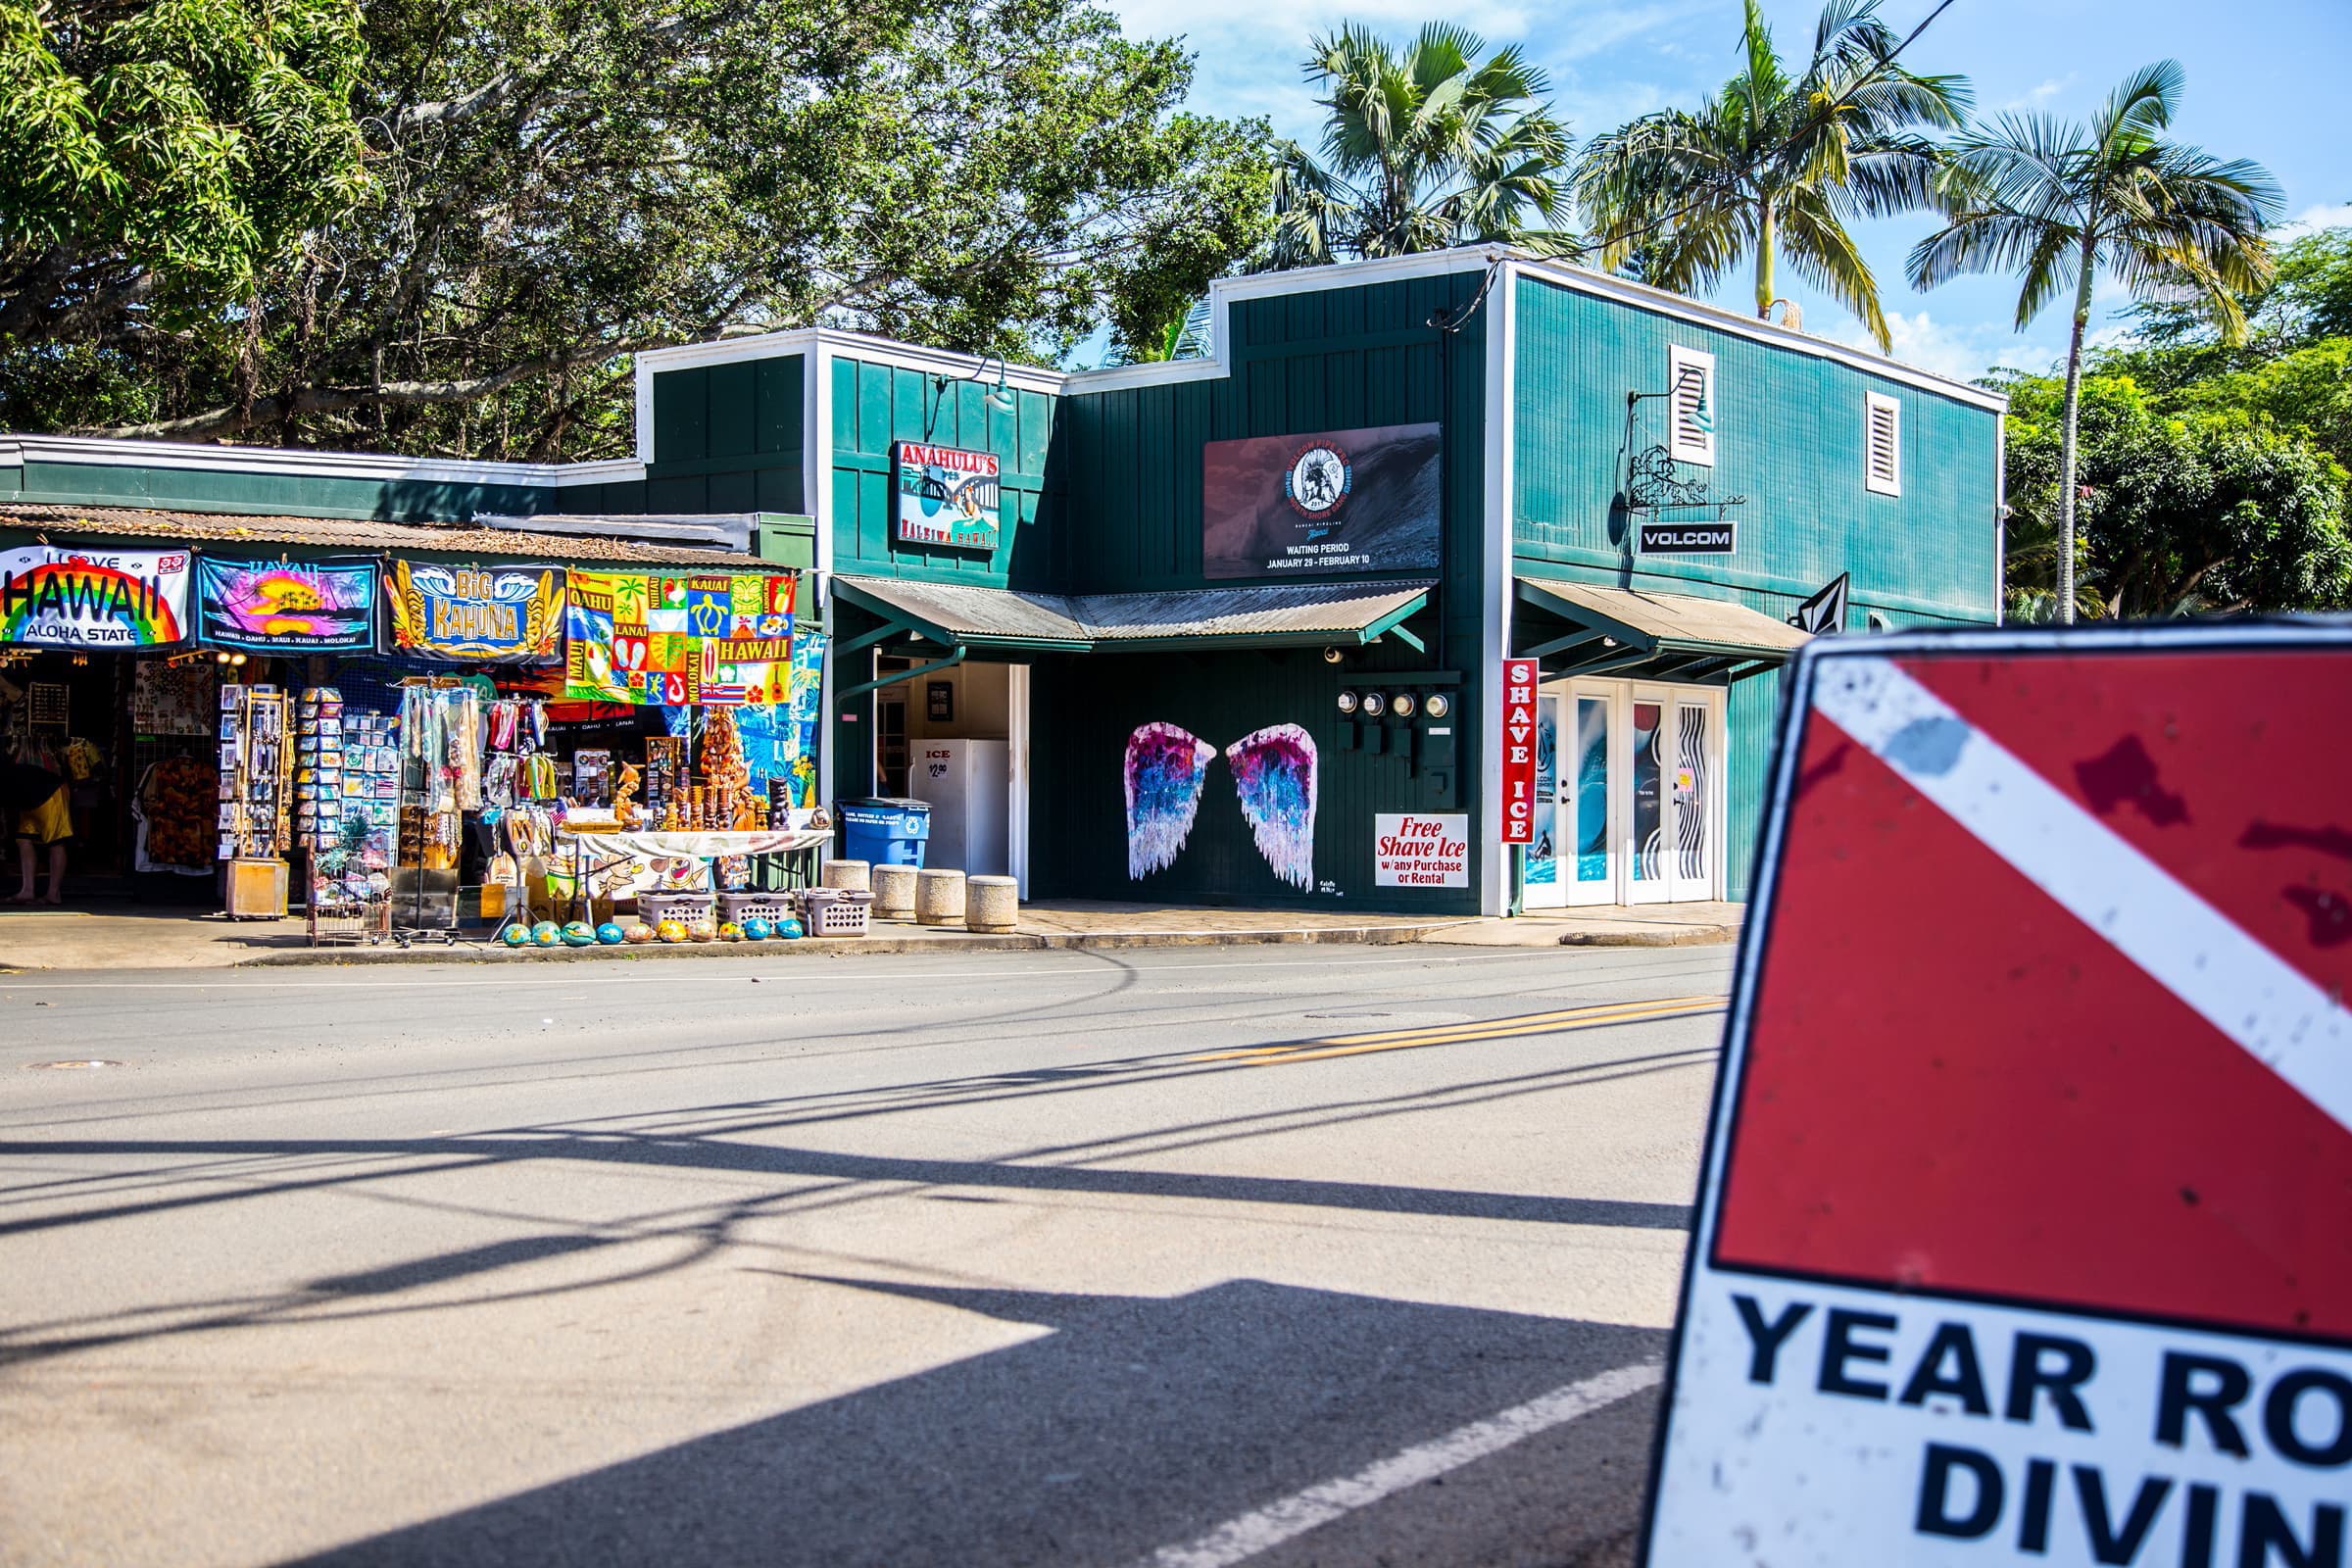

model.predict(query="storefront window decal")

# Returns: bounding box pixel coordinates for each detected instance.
[1527,700,1559,886]
[1632,701,1664,881]
[1676,704,1710,881]
[1575,697,1610,882]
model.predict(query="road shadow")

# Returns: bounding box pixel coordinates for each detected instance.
[280,1277,1665,1568]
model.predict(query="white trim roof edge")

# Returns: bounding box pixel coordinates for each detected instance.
[1507,256,2007,412]
[0,433,646,489]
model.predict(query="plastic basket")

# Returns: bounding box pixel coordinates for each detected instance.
[796,887,872,938]
[638,892,715,926]
[717,892,794,926]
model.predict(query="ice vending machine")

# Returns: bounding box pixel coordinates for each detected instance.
[907,739,1009,876]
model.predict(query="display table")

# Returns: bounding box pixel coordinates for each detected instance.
[551,822,830,917]
[567,828,831,858]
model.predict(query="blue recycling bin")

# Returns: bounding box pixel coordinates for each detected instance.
[840,798,931,868]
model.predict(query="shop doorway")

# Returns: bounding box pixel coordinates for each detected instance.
[1524,679,1724,907]
[869,657,1029,891]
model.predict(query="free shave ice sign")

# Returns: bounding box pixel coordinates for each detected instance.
[1642,624,2352,1568]
[1374,812,1467,888]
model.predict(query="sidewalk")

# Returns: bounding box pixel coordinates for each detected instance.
[0,898,1739,970]
[1424,901,1745,949]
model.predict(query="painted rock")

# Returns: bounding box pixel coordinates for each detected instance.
[657,919,689,943]
[531,921,563,948]
[562,921,596,948]
[741,917,772,942]
[717,921,745,942]
[775,917,804,940]
[623,921,655,943]
[501,924,531,948]
[596,922,626,945]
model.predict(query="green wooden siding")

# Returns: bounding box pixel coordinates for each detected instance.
[1510,273,1999,626]
[1509,273,2000,903]
[1026,643,1475,913]
[645,355,805,514]
[1023,266,1494,907]
[828,358,1059,588]
[1061,274,1485,596]
[1,457,553,523]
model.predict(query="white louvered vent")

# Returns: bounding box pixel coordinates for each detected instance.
[1865,393,1901,496]
[1667,346,1716,466]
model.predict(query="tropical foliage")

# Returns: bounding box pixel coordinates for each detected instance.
[0,0,1272,457]
[1996,371,2349,619]
[1573,0,1967,349]
[0,0,370,346]
[1257,23,1572,270]
[1911,61,2280,620]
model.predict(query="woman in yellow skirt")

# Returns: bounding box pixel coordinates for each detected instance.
[5,748,72,905]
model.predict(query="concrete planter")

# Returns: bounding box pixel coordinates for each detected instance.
[869,863,917,920]
[914,867,966,927]
[966,875,1018,933]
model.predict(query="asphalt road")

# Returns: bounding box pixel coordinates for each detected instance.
[0,944,1731,1568]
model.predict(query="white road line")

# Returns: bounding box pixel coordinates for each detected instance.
[1815,655,2352,1135]
[1130,1361,1662,1568]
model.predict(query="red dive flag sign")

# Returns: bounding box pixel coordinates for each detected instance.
[1500,658,1538,844]
[1644,623,2352,1568]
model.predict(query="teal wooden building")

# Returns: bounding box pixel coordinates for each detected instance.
[3,245,2003,915]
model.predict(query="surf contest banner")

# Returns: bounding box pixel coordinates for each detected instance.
[563,570,796,706]
[384,561,566,664]
[195,556,381,653]
[0,546,192,648]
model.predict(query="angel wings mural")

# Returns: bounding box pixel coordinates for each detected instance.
[1122,721,1317,890]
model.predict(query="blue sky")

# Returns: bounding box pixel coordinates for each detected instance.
[1106,0,2352,381]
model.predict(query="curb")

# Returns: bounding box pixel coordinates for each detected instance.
[230,920,1465,967]
[1555,923,1739,948]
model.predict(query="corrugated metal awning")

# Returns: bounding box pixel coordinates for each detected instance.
[1515,575,1808,679]
[0,504,758,568]
[833,575,1436,653]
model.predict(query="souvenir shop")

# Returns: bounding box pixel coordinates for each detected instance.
[0,534,832,946]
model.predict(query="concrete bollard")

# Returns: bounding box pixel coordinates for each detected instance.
[869,863,918,921]
[966,875,1019,933]
[821,858,870,893]
[914,867,966,927]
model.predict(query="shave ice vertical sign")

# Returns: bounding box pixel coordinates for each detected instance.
[1499,658,1538,844]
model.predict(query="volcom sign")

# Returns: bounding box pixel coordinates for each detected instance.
[1642,624,2352,1568]
[1637,521,1736,554]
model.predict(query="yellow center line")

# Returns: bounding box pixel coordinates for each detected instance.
[1184,996,1727,1064]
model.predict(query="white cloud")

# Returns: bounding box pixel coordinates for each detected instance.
[1830,310,2065,384]
[2283,202,2352,236]
[1998,75,2075,113]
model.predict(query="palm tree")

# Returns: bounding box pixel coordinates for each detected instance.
[1260,24,1572,269]
[1909,62,2280,622]
[1573,0,1968,349]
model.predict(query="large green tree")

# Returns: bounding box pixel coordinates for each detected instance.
[1573,0,1967,348]
[2,0,1271,459]
[1999,371,2350,619]
[0,0,370,349]
[1256,22,1572,270]
[1908,62,2279,621]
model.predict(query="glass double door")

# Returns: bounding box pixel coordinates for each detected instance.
[1524,680,1722,907]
